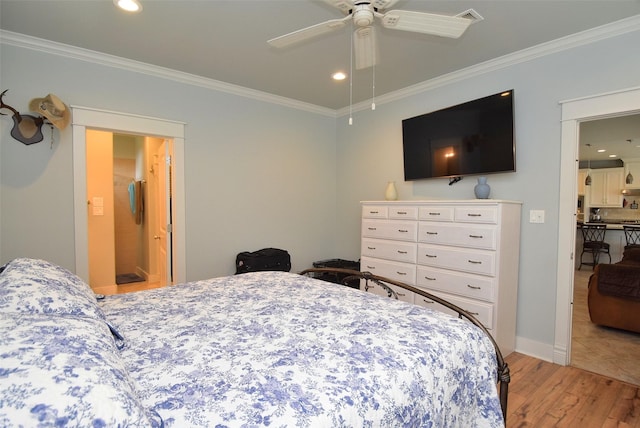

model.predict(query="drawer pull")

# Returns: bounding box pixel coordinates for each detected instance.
[370,210,379,214]
[396,271,407,276]
[468,259,482,264]
[397,211,407,215]
[467,284,481,290]
[398,229,408,233]
[397,250,407,254]
[466,311,480,316]
[367,246,376,250]
[425,254,437,258]
[368,227,377,231]
[366,265,376,269]
[426,231,438,235]
[424,276,436,281]
[467,213,482,217]
[428,212,441,216]
[422,298,435,304]
[469,234,483,239]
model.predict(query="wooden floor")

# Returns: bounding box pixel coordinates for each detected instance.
[571,268,640,385]
[92,279,163,295]
[505,352,640,427]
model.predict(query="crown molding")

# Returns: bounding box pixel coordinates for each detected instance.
[337,14,640,117]
[2,13,639,118]
[0,30,337,118]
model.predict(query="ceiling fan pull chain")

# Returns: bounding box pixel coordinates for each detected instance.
[371,42,376,111]
[349,21,354,125]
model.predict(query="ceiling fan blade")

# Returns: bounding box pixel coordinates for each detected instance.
[323,0,353,15]
[353,26,378,70]
[381,10,472,38]
[268,17,349,48]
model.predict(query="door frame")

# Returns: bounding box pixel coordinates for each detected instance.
[72,106,186,284]
[554,86,640,365]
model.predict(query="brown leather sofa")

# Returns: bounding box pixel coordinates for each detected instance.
[587,247,640,333]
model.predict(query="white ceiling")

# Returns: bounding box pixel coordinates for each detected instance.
[2,0,639,160]
[2,0,640,112]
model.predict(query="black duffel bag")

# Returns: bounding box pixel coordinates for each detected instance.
[235,248,291,274]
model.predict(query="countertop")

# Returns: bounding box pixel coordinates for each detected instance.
[577,221,640,230]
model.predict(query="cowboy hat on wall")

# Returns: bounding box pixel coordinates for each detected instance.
[29,93,70,130]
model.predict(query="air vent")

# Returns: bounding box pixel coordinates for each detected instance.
[456,8,484,24]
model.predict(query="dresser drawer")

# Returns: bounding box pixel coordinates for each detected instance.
[418,222,497,250]
[417,244,495,276]
[389,206,418,220]
[416,265,495,302]
[414,290,494,331]
[454,206,498,224]
[360,256,416,285]
[362,220,418,242]
[419,206,454,222]
[362,205,388,219]
[361,238,417,263]
[361,280,414,304]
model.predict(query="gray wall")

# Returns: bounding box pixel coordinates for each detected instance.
[2,28,639,357]
[0,43,337,279]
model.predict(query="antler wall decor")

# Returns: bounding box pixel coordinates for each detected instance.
[0,89,46,145]
[1,90,71,147]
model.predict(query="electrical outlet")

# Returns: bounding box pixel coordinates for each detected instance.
[529,210,545,223]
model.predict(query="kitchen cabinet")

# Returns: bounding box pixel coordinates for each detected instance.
[624,158,640,189]
[589,168,623,207]
[578,169,587,195]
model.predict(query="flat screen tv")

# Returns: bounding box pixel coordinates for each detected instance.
[402,90,515,181]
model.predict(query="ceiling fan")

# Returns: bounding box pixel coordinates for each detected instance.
[267,0,481,70]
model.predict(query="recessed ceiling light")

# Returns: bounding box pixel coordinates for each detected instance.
[609,154,617,158]
[597,149,606,153]
[332,72,347,81]
[114,0,142,13]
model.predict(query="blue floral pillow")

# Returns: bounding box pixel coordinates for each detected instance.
[0,258,105,321]
[0,312,162,427]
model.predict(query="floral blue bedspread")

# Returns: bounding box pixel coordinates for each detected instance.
[100,271,503,427]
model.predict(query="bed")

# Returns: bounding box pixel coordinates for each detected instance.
[0,258,508,427]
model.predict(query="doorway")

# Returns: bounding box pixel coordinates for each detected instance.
[71,106,186,286]
[554,86,640,367]
[85,130,172,289]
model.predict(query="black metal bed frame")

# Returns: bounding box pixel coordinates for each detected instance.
[299,267,510,423]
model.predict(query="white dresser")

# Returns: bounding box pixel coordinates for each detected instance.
[360,200,522,355]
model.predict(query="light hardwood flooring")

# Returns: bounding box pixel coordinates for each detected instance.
[92,279,163,295]
[571,268,640,386]
[505,352,640,427]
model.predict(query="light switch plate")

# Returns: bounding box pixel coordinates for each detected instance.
[529,209,545,223]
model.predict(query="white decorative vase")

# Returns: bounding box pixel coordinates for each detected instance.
[384,181,398,201]
[474,177,491,199]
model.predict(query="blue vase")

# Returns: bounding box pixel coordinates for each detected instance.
[474,177,491,199]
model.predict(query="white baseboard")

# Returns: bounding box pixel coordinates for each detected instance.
[136,267,158,283]
[514,336,556,363]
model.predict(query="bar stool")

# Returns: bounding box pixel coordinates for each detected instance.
[579,224,610,270]
[623,225,640,250]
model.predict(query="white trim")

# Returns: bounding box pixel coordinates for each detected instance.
[72,106,187,284]
[555,87,640,365]
[0,30,335,118]
[339,15,640,115]
[2,13,639,116]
